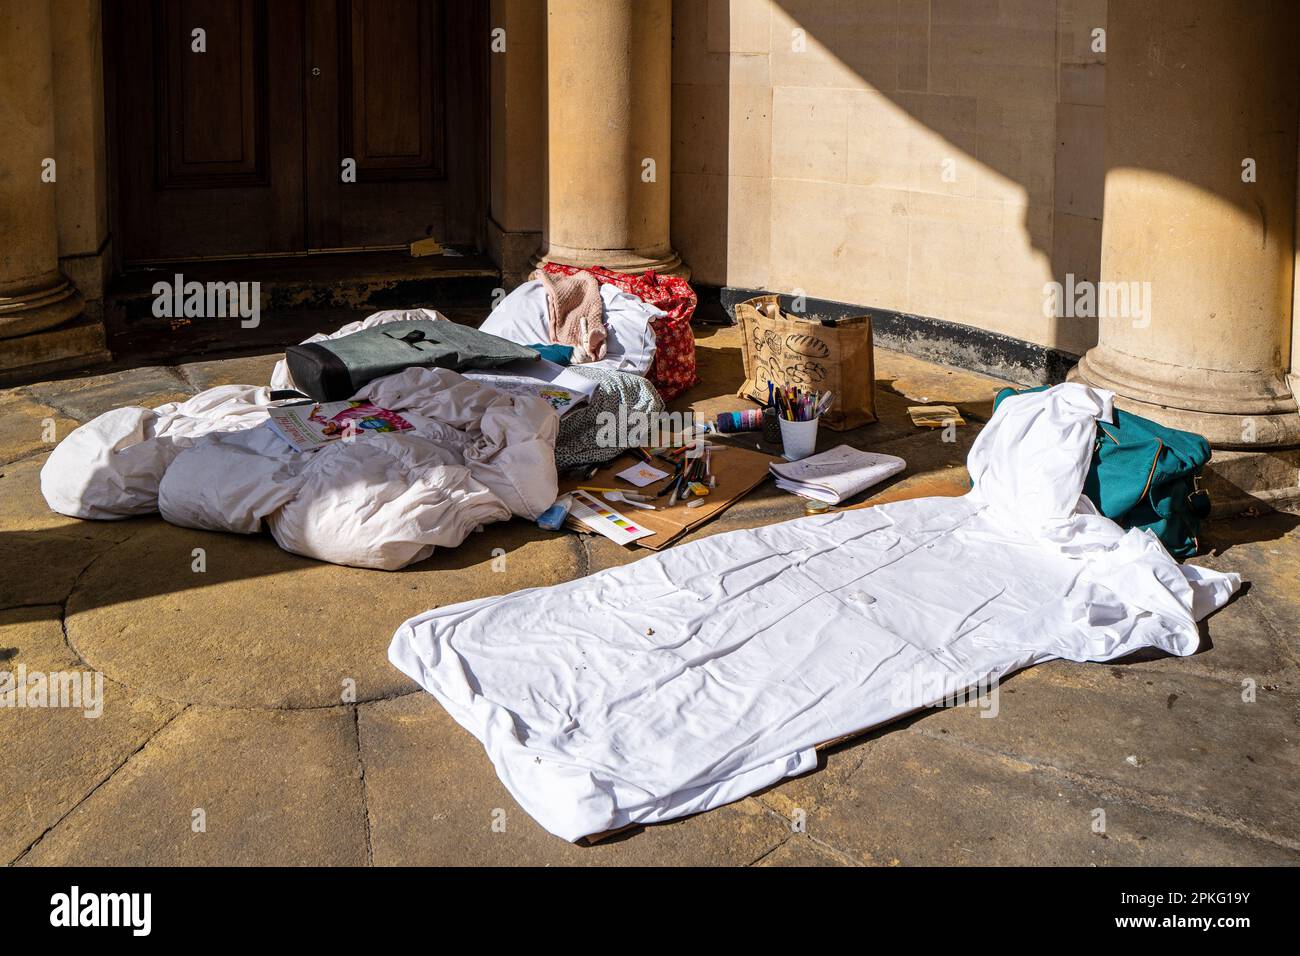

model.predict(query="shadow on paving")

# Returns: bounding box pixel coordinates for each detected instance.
[1200,510,1300,553]
[0,518,563,616]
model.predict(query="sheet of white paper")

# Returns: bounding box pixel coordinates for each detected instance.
[615,462,670,488]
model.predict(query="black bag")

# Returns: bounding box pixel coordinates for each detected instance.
[286,320,539,401]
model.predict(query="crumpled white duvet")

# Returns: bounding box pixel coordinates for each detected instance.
[41,366,559,570]
[388,383,1241,841]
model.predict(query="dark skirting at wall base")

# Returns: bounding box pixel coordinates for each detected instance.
[700,285,1081,387]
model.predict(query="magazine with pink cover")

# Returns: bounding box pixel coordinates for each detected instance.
[266,400,413,452]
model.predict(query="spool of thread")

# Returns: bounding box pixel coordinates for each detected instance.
[714,409,764,433]
[762,405,781,444]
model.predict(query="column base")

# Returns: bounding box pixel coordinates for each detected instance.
[0,274,84,339]
[485,217,542,290]
[534,244,690,280]
[0,311,110,387]
[1199,446,1300,516]
[1070,351,1300,449]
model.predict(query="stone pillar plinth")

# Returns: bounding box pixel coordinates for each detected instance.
[538,0,686,276]
[1071,0,1299,449]
[0,0,84,340]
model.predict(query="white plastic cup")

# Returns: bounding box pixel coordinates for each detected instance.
[778,415,819,460]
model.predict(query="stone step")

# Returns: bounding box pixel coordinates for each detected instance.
[107,248,501,329]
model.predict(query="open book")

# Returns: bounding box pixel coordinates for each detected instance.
[463,358,598,419]
[769,444,906,504]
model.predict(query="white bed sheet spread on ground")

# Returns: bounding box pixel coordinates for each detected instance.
[40,367,559,570]
[388,384,1241,841]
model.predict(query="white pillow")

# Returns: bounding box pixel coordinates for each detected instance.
[595,283,660,376]
[478,281,551,347]
[478,279,660,377]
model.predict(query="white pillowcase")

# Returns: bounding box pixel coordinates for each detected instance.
[477,281,550,346]
[479,280,660,377]
[597,284,661,376]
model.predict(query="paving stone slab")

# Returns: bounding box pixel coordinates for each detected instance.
[178,353,284,391]
[357,693,789,865]
[912,661,1300,844]
[0,392,80,465]
[1195,517,1300,669]
[754,835,854,867]
[0,530,118,610]
[0,454,144,544]
[874,346,1007,422]
[64,520,586,708]
[1200,509,1300,556]
[18,705,367,866]
[1120,585,1296,688]
[758,728,1299,866]
[0,607,182,864]
[25,365,194,423]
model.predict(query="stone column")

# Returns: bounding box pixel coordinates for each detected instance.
[538,0,686,276]
[0,0,83,340]
[1072,0,1299,449]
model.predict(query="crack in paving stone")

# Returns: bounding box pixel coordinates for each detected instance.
[748,803,864,866]
[351,705,375,867]
[798,833,865,866]
[574,534,593,578]
[10,704,191,865]
[60,544,117,669]
[745,830,792,866]
[1242,598,1300,670]
[2,447,61,468]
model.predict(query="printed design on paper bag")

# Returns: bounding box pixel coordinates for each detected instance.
[784,333,830,358]
[754,328,782,357]
[782,360,827,385]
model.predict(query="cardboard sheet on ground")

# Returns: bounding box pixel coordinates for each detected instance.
[558,445,779,550]
[841,474,968,510]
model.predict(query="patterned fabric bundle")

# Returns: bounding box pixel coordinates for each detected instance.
[553,365,665,471]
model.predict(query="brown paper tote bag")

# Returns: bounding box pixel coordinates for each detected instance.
[734,294,877,431]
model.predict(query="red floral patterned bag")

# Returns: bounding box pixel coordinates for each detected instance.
[540,263,698,401]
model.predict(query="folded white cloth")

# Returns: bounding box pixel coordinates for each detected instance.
[770,444,907,503]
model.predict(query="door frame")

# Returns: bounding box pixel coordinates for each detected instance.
[102,0,489,269]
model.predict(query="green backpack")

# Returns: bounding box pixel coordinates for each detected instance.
[993,387,1212,558]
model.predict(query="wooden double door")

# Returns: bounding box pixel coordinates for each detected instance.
[109,0,486,263]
